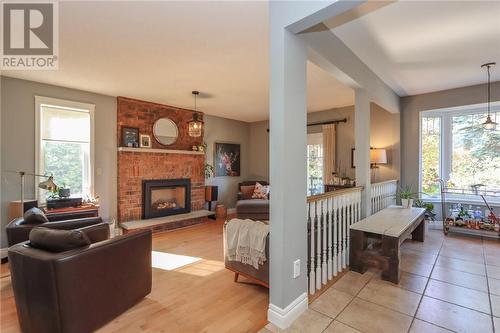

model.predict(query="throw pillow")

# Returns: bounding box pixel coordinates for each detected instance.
[240,185,255,199]
[252,182,269,199]
[22,207,49,225]
[29,227,91,252]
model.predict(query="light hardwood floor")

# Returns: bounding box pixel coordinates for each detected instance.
[0,218,269,333]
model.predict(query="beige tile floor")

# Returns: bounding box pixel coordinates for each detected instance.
[260,229,500,333]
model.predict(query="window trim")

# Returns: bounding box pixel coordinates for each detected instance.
[419,101,500,200]
[35,96,95,202]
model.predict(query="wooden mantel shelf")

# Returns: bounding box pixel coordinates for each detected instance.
[118,147,205,155]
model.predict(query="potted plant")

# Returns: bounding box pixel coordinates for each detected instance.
[58,183,71,198]
[413,199,436,221]
[204,163,215,179]
[399,186,415,208]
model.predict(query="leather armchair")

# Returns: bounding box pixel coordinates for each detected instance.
[6,216,103,247]
[8,229,152,333]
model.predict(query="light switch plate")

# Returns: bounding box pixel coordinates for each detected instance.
[293,259,300,278]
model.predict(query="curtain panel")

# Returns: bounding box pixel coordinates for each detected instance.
[322,124,336,184]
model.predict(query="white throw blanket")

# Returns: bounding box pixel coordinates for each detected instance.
[225,218,269,269]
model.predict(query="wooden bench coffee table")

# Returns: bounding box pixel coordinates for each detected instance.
[349,205,426,284]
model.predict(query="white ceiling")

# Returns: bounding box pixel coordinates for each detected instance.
[2,1,353,123]
[330,1,500,96]
[4,1,498,121]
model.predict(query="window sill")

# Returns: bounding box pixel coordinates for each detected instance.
[422,196,500,208]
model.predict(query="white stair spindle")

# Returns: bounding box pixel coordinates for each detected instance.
[333,196,338,276]
[309,202,315,295]
[327,197,333,280]
[322,199,328,285]
[315,201,321,290]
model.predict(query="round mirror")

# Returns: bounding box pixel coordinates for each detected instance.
[153,118,178,145]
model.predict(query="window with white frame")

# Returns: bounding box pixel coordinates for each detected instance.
[420,103,500,199]
[307,132,323,195]
[35,96,94,202]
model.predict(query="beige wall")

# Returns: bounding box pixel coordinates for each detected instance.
[1,76,117,246]
[370,103,401,183]
[400,82,500,190]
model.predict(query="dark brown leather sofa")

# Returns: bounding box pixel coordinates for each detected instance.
[8,227,152,333]
[236,181,269,220]
[6,216,103,247]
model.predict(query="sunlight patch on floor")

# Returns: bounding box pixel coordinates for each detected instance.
[151,251,202,271]
[176,259,225,276]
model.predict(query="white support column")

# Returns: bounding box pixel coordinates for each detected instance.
[355,89,372,218]
[268,3,308,330]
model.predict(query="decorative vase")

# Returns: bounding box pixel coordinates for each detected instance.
[401,198,413,209]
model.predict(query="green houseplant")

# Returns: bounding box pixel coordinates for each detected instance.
[204,163,215,179]
[398,185,416,208]
[413,199,436,221]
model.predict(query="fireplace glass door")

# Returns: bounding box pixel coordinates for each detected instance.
[143,179,191,219]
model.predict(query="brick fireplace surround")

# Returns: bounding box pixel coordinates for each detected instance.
[117,97,205,225]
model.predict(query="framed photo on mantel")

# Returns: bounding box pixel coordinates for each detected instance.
[215,142,241,177]
[122,127,139,147]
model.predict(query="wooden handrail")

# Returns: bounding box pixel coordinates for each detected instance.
[307,186,363,203]
[372,179,398,186]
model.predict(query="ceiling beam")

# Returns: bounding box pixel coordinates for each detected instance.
[301,26,400,113]
[286,1,366,34]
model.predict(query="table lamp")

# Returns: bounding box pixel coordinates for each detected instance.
[370,148,387,169]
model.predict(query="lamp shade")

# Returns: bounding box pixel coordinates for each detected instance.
[188,113,203,137]
[370,148,387,164]
[38,176,58,191]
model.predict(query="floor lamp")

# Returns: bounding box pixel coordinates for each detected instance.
[18,171,58,208]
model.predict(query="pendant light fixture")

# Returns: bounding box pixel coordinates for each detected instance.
[188,91,203,137]
[481,62,497,130]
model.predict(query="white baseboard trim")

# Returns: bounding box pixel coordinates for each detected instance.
[267,292,308,329]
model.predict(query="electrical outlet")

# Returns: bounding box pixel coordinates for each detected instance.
[293,259,300,278]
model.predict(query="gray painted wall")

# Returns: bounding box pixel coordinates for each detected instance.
[203,114,251,210]
[0,77,258,246]
[246,105,400,183]
[1,76,117,247]
[400,82,500,190]
[248,120,270,181]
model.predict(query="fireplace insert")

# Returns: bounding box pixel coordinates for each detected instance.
[143,179,191,219]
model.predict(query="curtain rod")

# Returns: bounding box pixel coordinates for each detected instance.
[307,118,347,127]
[266,118,347,132]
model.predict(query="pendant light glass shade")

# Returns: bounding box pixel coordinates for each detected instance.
[188,91,203,137]
[188,113,203,137]
[481,62,497,130]
[483,115,497,130]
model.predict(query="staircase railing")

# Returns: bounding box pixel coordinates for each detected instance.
[307,187,362,296]
[370,179,398,214]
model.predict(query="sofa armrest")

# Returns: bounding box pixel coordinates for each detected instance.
[8,230,152,333]
[75,222,110,243]
[41,217,103,230]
